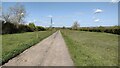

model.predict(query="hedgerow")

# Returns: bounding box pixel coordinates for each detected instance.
[2,21,46,34]
[79,26,120,35]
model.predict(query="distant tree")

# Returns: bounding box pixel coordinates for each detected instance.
[98,26,105,32]
[62,26,66,29]
[29,23,36,31]
[72,21,80,30]
[36,26,46,31]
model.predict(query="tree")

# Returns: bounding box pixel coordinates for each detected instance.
[72,21,80,30]
[29,23,36,31]
[1,3,26,24]
[9,3,26,24]
[62,26,66,29]
[2,22,18,34]
[36,26,46,31]
[1,10,11,23]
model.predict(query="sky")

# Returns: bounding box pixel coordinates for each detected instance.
[1,0,120,2]
[2,1,119,27]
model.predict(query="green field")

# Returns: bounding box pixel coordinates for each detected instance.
[61,29,118,66]
[2,30,55,64]
[0,35,2,64]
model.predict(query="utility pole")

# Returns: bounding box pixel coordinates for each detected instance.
[48,15,53,29]
[50,17,53,28]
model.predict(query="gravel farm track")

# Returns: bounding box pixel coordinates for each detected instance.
[3,30,74,66]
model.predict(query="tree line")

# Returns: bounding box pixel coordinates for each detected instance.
[2,21,46,34]
[65,21,120,35]
[79,26,120,35]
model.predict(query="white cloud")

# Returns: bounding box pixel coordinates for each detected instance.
[52,22,55,25]
[94,19,100,22]
[33,19,36,22]
[94,9,103,14]
[47,15,53,18]
[28,21,32,23]
[28,19,36,23]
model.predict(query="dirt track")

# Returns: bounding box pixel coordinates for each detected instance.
[3,30,74,66]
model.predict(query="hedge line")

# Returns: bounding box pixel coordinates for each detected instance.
[79,26,120,35]
[2,21,46,34]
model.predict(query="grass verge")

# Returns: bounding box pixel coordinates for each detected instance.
[2,30,55,64]
[61,29,118,66]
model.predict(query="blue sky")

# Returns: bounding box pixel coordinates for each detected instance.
[2,2,118,27]
[1,0,120,2]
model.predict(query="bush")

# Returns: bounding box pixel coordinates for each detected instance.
[28,23,36,31]
[2,22,36,34]
[18,24,34,32]
[2,22,18,34]
[2,21,47,34]
[36,26,46,31]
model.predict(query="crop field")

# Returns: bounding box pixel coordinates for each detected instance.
[61,29,118,66]
[2,30,55,64]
